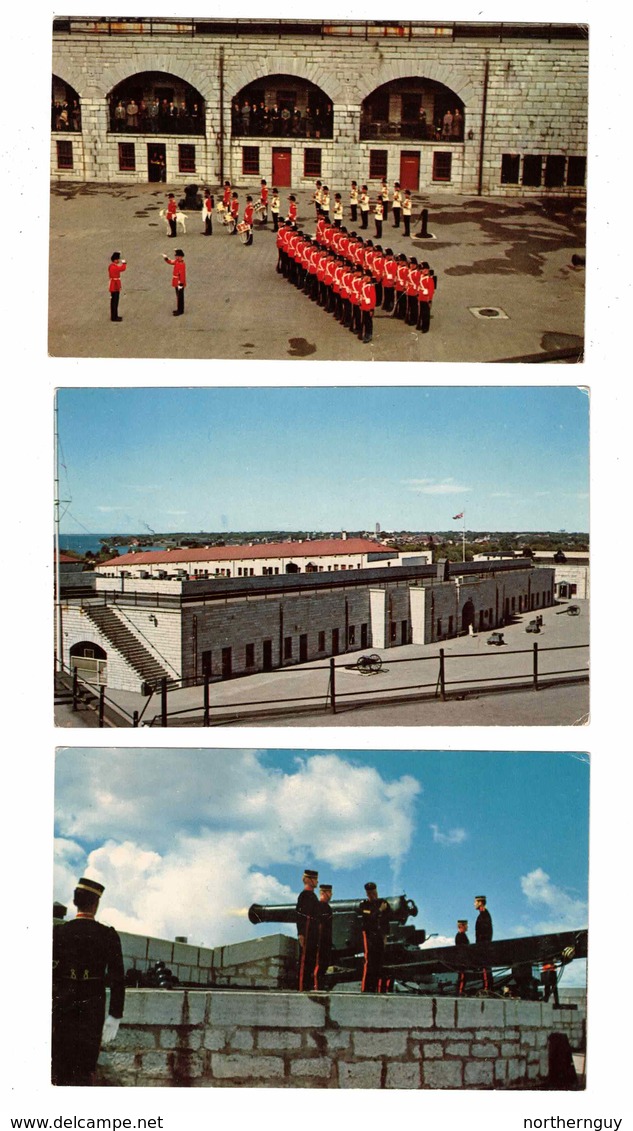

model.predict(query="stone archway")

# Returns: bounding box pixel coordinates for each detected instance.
[461,600,475,633]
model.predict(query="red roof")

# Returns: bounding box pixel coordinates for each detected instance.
[101,538,397,568]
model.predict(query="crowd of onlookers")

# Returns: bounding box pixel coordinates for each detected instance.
[231,99,334,138]
[360,106,464,141]
[109,97,205,134]
[51,100,82,131]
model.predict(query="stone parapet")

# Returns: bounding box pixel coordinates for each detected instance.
[98,988,586,1089]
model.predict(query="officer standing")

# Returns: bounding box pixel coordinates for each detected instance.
[296,869,320,990]
[541,960,560,1006]
[455,918,470,995]
[474,894,493,991]
[162,249,186,316]
[52,877,125,1086]
[165,192,178,237]
[315,884,333,990]
[360,882,390,993]
[108,252,126,322]
[201,188,213,236]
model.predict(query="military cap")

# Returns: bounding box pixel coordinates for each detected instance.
[303,869,319,881]
[475,894,487,903]
[457,919,468,926]
[364,882,377,892]
[175,249,185,257]
[76,877,105,897]
[319,884,332,893]
[111,251,121,261]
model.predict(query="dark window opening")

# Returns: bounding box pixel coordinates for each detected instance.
[284,636,293,660]
[245,643,255,667]
[501,153,520,184]
[178,144,196,173]
[522,154,542,187]
[432,151,452,182]
[544,154,566,188]
[242,146,260,175]
[56,140,74,169]
[567,155,586,187]
[369,149,388,179]
[118,143,136,171]
[304,148,322,177]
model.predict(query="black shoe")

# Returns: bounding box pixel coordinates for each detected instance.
[111,316,123,322]
[173,311,181,316]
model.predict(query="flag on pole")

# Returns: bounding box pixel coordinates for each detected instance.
[453,512,464,520]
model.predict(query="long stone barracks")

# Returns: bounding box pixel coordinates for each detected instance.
[51,18,588,197]
[90,931,585,1089]
[59,557,554,693]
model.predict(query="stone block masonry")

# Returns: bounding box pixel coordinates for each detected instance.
[98,989,586,1088]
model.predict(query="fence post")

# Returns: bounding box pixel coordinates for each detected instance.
[72,667,78,711]
[161,677,168,727]
[533,642,539,690]
[133,710,139,728]
[329,656,337,714]
[99,685,105,728]
[204,673,210,727]
[439,648,446,701]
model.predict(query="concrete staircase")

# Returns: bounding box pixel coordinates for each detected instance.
[84,605,178,688]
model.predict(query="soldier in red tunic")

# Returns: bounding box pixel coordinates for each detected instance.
[162,248,186,316]
[165,193,178,238]
[243,196,254,245]
[359,271,377,343]
[108,252,126,322]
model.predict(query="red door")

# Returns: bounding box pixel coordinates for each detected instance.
[272,147,292,187]
[400,151,420,191]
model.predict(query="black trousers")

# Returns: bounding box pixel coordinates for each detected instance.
[110,292,120,320]
[298,919,319,991]
[175,286,184,314]
[375,220,382,239]
[205,214,212,235]
[403,214,411,237]
[360,210,369,229]
[392,207,401,228]
[362,933,385,993]
[350,204,358,222]
[360,309,373,341]
[417,301,431,332]
[168,218,177,237]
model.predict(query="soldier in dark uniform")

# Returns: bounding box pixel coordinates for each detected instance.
[360,882,391,993]
[455,918,470,995]
[541,960,560,1006]
[52,877,125,1086]
[474,894,493,991]
[314,884,333,990]
[296,869,320,990]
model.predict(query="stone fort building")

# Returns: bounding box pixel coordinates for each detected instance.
[51,18,588,196]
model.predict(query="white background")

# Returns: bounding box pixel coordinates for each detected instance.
[2,1,630,1128]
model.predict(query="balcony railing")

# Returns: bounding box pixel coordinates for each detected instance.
[360,121,464,142]
[109,113,205,136]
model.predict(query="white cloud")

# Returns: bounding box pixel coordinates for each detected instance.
[430,824,467,847]
[404,478,472,496]
[54,750,421,948]
[520,867,588,933]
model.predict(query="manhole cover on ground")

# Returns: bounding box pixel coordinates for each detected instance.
[469,306,509,320]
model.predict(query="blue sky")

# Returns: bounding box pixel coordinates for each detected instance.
[54,748,588,985]
[56,386,589,533]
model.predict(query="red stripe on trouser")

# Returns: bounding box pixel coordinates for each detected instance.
[361,933,370,991]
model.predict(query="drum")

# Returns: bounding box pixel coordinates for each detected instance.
[226,218,236,233]
[237,222,251,244]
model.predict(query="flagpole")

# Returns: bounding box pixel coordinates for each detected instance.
[462,511,466,563]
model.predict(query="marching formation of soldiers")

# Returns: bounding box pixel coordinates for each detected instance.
[275,215,437,343]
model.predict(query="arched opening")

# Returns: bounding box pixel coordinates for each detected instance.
[52,76,82,132]
[69,641,107,685]
[285,562,301,574]
[108,71,205,135]
[360,78,464,142]
[461,600,475,634]
[232,75,333,139]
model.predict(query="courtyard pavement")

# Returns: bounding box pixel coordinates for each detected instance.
[48,182,585,362]
[54,599,588,728]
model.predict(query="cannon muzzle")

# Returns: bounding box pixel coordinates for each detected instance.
[248,895,418,926]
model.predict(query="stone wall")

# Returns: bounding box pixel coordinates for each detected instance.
[51,26,587,194]
[98,987,586,1089]
[119,930,297,990]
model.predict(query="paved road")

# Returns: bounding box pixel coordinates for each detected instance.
[49,184,585,362]
[55,600,588,728]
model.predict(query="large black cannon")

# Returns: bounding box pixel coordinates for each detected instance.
[249,894,422,960]
[249,896,587,997]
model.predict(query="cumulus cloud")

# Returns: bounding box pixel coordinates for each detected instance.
[429,824,467,847]
[54,750,421,948]
[519,867,588,934]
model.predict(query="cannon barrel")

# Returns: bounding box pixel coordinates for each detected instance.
[248,894,418,926]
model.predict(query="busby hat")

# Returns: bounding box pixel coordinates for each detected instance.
[76,877,105,897]
[111,251,121,261]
